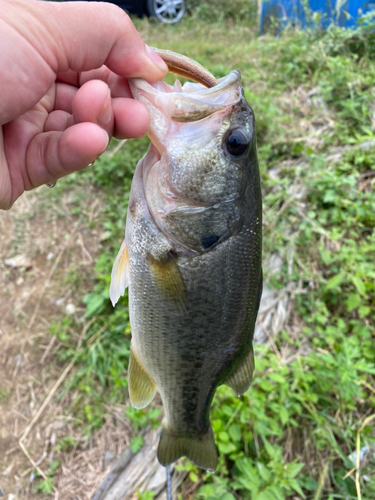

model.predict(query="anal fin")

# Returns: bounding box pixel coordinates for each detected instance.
[225,346,254,397]
[128,347,156,409]
[157,425,217,472]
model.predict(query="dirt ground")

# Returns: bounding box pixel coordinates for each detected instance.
[0,185,131,499]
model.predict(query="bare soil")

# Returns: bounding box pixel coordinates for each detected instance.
[0,185,130,499]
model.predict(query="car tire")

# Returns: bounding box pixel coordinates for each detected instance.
[146,0,186,23]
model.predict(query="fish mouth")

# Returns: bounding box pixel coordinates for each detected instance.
[129,71,242,154]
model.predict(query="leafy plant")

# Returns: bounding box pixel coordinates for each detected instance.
[33,460,61,494]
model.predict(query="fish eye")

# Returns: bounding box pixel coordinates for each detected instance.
[224,129,249,157]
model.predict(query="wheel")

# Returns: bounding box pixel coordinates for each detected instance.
[146,0,186,23]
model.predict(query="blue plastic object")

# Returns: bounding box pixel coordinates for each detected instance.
[260,0,375,33]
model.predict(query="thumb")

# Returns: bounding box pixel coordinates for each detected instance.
[4,0,168,80]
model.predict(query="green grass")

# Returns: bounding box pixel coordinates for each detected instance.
[50,13,375,499]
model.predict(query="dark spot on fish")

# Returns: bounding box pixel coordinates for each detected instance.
[201,234,220,249]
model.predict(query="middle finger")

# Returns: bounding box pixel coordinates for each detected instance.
[72,80,114,137]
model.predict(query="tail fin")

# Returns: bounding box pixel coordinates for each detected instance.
[157,426,217,472]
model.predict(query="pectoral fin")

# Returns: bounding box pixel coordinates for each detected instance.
[128,347,156,409]
[225,346,254,397]
[110,239,129,306]
[148,254,187,311]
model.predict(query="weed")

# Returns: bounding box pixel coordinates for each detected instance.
[137,490,156,500]
[54,436,78,452]
[33,460,61,494]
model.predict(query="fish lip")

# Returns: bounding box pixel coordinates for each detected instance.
[129,70,241,95]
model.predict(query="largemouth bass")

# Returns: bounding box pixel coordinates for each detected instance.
[110,55,262,472]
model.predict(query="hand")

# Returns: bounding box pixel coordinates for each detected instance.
[0,0,168,209]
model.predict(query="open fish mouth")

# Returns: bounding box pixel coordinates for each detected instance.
[130,70,242,122]
[129,70,243,154]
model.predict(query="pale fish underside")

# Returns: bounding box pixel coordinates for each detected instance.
[110,70,262,472]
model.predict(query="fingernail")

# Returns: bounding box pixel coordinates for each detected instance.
[146,45,168,73]
[98,89,112,125]
[101,130,110,153]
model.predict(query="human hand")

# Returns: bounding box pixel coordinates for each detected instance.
[0,0,168,209]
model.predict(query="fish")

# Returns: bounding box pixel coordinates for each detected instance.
[110,51,262,472]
